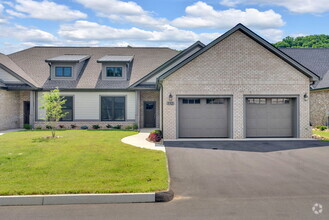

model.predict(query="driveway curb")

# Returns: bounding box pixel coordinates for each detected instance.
[0,193,155,206]
[155,190,174,202]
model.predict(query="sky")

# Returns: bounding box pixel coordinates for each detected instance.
[0,0,328,54]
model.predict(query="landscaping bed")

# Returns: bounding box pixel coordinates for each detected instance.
[0,130,168,195]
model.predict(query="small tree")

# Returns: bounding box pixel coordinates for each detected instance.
[39,87,67,138]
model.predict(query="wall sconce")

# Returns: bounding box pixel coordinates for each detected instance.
[169,93,173,102]
[304,93,309,101]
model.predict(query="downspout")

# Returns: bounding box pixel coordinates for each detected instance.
[159,80,164,132]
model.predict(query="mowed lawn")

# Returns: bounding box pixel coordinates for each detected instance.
[313,130,329,139]
[0,130,168,195]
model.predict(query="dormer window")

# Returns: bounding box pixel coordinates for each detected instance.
[106,67,122,77]
[55,67,72,77]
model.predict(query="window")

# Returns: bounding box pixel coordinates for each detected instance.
[182,99,200,104]
[101,97,125,121]
[61,96,73,121]
[247,98,266,104]
[271,98,290,104]
[206,98,225,104]
[55,67,72,77]
[106,67,122,77]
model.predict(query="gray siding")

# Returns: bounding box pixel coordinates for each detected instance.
[0,67,24,83]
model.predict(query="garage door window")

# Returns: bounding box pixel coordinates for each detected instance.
[271,98,290,104]
[206,98,225,104]
[182,99,200,104]
[247,98,266,104]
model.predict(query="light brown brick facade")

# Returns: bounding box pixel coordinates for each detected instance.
[0,90,30,130]
[162,30,311,139]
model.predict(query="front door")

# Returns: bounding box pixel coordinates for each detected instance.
[23,101,30,125]
[144,101,156,128]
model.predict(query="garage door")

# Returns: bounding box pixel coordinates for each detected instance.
[179,98,230,138]
[246,98,295,138]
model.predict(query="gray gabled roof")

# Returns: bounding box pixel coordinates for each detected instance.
[97,55,134,63]
[158,23,320,82]
[280,48,329,90]
[0,53,38,88]
[129,41,205,88]
[45,54,91,63]
[8,47,178,89]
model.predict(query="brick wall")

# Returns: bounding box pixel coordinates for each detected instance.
[162,30,311,139]
[34,121,136,129]
[310,90,329,126]
[139,91,160,128]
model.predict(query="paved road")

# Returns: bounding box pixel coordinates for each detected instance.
[1,140,329,220]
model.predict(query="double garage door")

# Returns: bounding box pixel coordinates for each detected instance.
[178,97,296,138]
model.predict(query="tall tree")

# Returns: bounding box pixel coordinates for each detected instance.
[39,88,67,138]
[274,35,329,48]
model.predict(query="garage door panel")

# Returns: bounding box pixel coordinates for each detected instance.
[246,98,295,138]
[179,98,229,138]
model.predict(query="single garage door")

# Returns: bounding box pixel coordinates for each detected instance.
[179,98,230,138]
[246,97,296,138]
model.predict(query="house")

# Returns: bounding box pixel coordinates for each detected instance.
[0,24,322,140]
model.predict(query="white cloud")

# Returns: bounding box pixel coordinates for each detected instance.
[0,24,57,42]
[7,0,87,21]
[58,20,221,45]
[219,0,329,14]
[257,28,283,42]
[0,3,8,24]
[171,1,284,29]
[76,0,166,29]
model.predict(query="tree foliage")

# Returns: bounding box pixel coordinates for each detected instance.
[39,87,67,138]
[274,35,329,48]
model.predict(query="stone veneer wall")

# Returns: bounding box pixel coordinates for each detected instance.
[0,90,30,130]
[139,91,160,128]
[162,30,311,139]
[310,90,329,126]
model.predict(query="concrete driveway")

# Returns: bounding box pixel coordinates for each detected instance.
[1,140,329,220]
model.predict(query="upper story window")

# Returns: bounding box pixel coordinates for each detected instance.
[106,67,122,77]
[55,67,72,77]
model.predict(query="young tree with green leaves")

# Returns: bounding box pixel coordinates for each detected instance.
[39,87,67,138]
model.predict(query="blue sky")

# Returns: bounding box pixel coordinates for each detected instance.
[0,0,328,54]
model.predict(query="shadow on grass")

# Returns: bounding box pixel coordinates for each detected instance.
[32,137,52,143]
[86,129,137,132]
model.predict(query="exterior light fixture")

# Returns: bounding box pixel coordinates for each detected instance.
[169,93,173,102]
[304,93,309,101]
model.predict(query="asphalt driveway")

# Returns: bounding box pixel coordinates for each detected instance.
[1,140,329,220]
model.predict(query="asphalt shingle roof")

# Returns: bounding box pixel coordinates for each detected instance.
[8,47,178,89]
[280,48,329,89]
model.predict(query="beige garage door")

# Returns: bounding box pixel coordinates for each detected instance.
[179,98,229,138]
[246,98,295,138]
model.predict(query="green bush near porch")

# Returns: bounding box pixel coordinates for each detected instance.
[0,130,168,195]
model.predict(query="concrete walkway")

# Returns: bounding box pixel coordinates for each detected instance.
[121,129,165,152]
[0,129,25,135]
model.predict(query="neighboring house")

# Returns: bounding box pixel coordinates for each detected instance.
[279,48,329,126]
[0,24,322,139]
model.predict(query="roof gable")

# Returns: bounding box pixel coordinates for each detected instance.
[158,24,320,82]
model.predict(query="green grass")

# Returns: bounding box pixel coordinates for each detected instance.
[313,130,329,139]
[0,130,168,195]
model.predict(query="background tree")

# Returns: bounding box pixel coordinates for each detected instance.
[274,35,329,48]
[39,88,67,138]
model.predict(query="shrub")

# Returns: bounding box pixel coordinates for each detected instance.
[132,123,138,130]
[58,125,65,129]
[23,124,32,130]
[148,132,162,142]
[113,125,122,129]
[92,125,101,129]
[80,125,88,130]
[152,129,163,138]
[45,125,53,130]
[70,124,77,129]
[35,126,42,130]
[124,125,133,130]
[106,124,112,129]
[319,126,328,131]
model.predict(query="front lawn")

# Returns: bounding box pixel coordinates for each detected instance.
[313,130,329,139]
[0,130,168,195]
